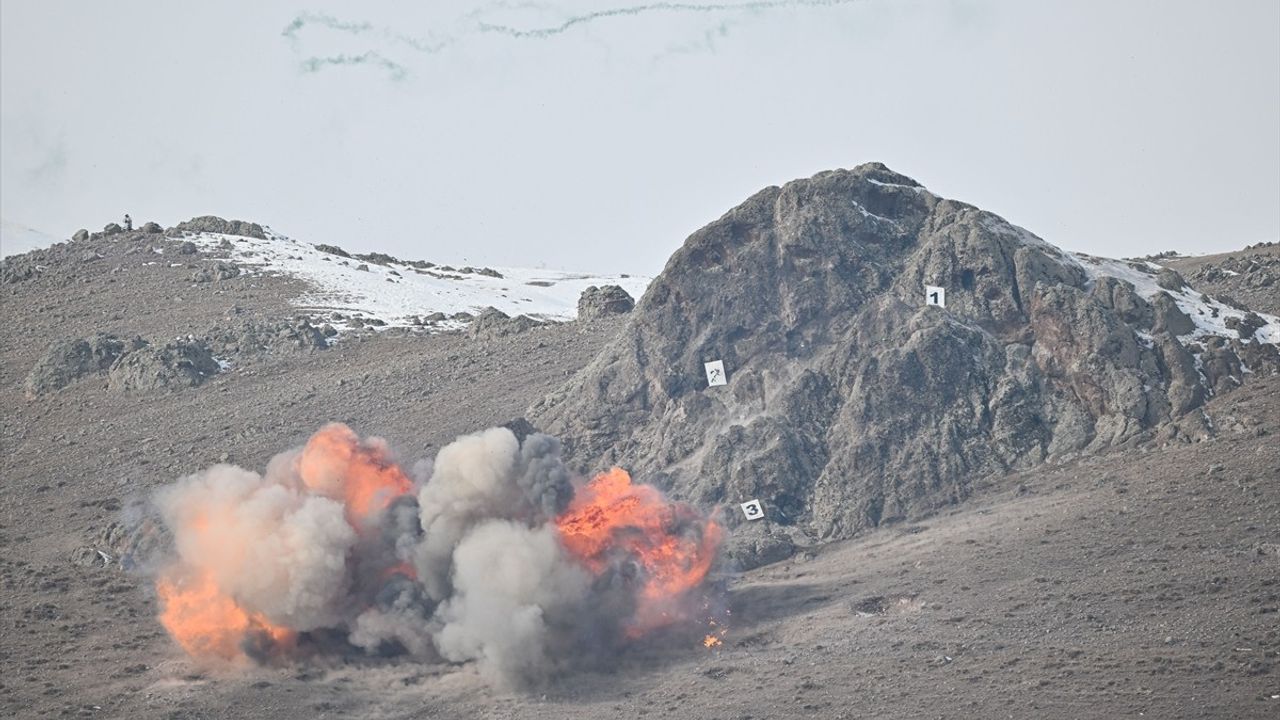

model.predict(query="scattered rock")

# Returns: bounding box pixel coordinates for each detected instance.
[103,223,123,235]
[141,222,163,234]
[1225,312,1266,340]
[71,229,89,243]
[176,241,199,255]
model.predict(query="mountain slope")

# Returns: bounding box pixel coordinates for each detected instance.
[529,163,1280,562]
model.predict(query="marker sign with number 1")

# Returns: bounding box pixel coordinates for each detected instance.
[926,285,946,308]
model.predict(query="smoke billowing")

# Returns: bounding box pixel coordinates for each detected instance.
[142,423,723,687]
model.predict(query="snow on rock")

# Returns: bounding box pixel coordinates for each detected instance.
[182,229,651,330]
[1073,252,1280,345]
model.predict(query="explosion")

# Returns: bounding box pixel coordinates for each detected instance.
[157,570,294,661]
[556,467,723,636]
[145,423,724,685]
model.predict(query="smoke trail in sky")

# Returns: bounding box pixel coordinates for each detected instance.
[282,0,861,79]
[476,0,860,40]
[281,12,374,43]
[299,52,410,82]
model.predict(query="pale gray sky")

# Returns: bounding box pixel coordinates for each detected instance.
[2,1,1277,273]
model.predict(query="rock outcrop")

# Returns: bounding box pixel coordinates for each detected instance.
[106,338,220,392]
[528,163,1280,567]
[24,335,145,397]
[170,216,267,239]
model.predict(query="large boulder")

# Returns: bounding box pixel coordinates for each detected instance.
[577,285,636,320]
[467,307,543,339]
[528,163,1277,548]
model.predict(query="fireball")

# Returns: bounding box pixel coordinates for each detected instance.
[555,467,723,636]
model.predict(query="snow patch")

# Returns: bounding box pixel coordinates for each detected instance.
[181,229,651,329]
[1072,252,1280,346]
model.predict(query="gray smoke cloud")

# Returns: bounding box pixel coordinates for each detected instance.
[138,423,723,687]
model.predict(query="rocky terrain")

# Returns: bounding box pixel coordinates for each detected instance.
[530,163,1280,568]
[1164,242,1280,316]
[1,167,1278,719]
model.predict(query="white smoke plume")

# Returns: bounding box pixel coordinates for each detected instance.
[138,422,724,687]
[154,463,356,632]
[434,520,592,686]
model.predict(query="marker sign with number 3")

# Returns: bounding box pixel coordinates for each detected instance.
[740,499,764,520]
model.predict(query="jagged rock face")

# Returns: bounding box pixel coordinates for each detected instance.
[528,163,1276,557]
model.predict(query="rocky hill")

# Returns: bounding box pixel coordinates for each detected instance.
[529,163,1280,566]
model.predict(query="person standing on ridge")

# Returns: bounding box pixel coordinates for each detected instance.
[123,214,132,231]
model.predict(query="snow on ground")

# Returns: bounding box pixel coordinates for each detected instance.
[1073,252,1280,345]
[183,229,651,328]
[1,219,60,258]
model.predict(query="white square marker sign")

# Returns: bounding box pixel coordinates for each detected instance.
[740,499,764,520]
[704,360,727,387]
[925,285,946,308]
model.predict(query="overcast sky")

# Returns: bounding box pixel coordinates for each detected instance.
[2,1,1277,273]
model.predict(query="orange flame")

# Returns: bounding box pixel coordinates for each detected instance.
[703,634,722,648]
[555,467,723,636]
[157,570,294,662]
[296,423,412,526]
